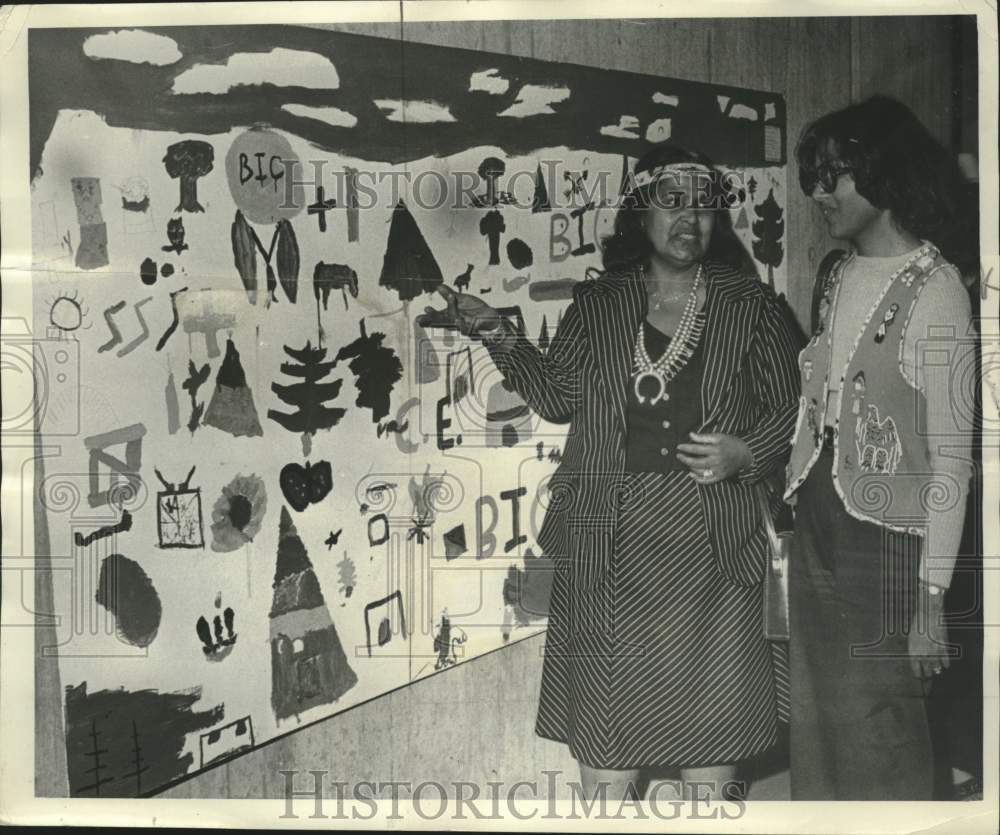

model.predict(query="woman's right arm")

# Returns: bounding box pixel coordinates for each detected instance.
[484,300,584,423]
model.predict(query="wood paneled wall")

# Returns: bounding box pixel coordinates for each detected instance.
[325,15,966,324]
[103,15,968,799]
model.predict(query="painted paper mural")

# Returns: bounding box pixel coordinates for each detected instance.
[28,25,786,796]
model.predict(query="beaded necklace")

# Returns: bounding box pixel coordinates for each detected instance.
[632,264,705,405]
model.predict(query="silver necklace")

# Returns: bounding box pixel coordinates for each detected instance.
[633,264,704,405]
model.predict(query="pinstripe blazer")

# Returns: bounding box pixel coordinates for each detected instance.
[490,260,801,589]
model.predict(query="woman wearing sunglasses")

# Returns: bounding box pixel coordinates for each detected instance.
[424,143,800,800]
[786,96,974,799]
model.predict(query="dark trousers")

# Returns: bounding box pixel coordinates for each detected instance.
[789,449,934,800]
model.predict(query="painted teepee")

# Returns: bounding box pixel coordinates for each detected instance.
[269,506,356,723]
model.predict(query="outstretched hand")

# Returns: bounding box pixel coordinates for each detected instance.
[418,285,504,338]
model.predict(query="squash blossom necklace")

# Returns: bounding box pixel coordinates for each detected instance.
[632,263,704,405]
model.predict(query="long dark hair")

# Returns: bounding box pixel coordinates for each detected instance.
[796,95,958,243]
[601,142,756,276]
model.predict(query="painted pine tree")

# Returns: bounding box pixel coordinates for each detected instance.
[532,162,551,212]
[268,341,346,456]
[752,188,785,289]
[538,315,550,353]
[378,200,443,302]
[337,553,356,601]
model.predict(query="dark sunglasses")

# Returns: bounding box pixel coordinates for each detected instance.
[799,159,855,195]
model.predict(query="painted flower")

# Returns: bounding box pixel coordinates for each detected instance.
[210,473,267,552]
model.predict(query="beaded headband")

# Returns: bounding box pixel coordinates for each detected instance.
[631,162,714,189]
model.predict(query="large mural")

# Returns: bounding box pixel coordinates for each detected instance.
[28,24,787,796]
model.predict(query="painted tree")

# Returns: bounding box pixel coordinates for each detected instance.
[378,200,443,302]
[334,319,403,424]
[268,341,346,456]
[752,188,785,289]
[532,162,551,212]
[538,315,550,353]
[337,554,357,600]
[163,140,214,213]
[747,175,758,201]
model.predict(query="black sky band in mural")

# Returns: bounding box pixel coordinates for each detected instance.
[29,26,785,181]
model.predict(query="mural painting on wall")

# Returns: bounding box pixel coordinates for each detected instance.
[28,24,786,795]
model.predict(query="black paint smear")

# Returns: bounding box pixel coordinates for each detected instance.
[74,509,132,547]
[377,618,392,646]
[182,360,210,434]
[29,27,784,181]
[64,682,223,797]
[268,341,347,438]
[163,140,213,213]
[94,553,162,648]
[279,460,332,512]
[160,263,174,278]
[334,320,403,424]
[155,286,188,351]
[443,524,467,559]
[122,195,150,213]
[528,278,578,302]
[506,238,533,270]
[140,257,157,286]
[502,548,555,627]
[378,200,443,302]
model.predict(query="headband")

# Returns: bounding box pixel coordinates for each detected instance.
[631,162,714,189]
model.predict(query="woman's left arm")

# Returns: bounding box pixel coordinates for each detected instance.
[903,266,975,678]
[735,292,803,484]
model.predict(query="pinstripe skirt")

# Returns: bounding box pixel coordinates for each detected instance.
[535,470,781,769]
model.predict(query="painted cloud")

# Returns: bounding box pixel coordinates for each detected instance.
[281,104,358,128]
[498,85,571,118]
[729,104,759,121]
[374,99,457,123]
[172,48,340,94]
[646,118,673,142]
[470,69,510,95]
[652,92,680,107]
[83,29,182,67]
[600,115,641,139]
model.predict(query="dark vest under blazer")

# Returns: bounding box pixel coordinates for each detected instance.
[489,261,802,590]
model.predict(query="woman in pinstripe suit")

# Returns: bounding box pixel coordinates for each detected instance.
[431,144,800,799]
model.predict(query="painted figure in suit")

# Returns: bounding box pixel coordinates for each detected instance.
[429,144,800,799]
